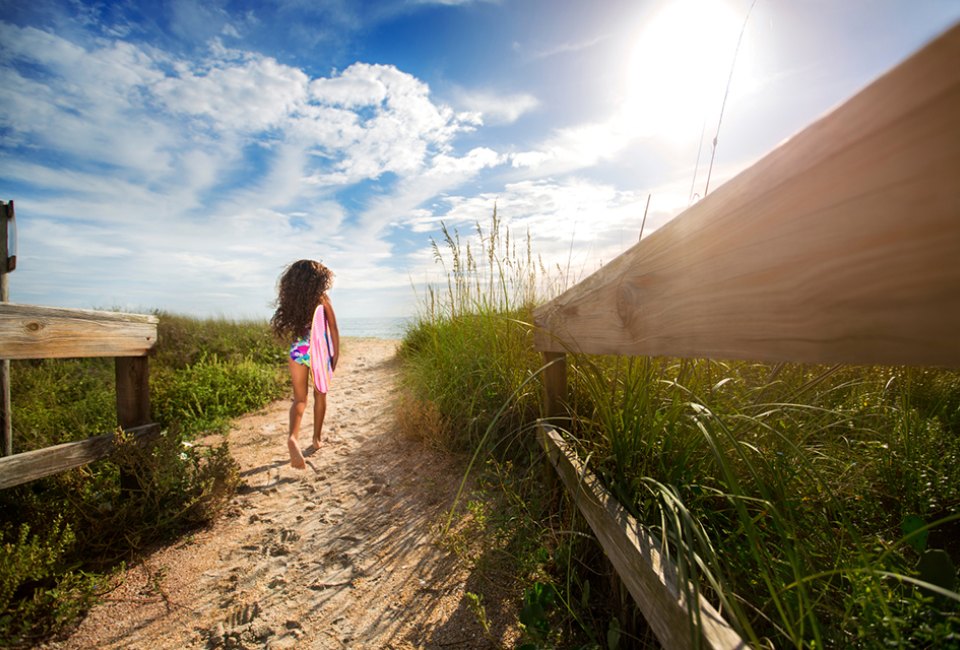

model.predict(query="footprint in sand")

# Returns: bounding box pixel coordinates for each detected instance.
[204,601,291,650]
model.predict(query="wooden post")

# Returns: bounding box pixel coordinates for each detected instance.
[116,356,150,492]
[542,351,567,423]
[116,357,151,430]
[541,351,567,497]
[1,200,13,457]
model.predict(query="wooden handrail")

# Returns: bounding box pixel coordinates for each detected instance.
[531,23,960,650]
[541,425,746,650]
[534,23,960,368]
[0,303,158,360]
[0,423,161,490]
[0,303,158,485]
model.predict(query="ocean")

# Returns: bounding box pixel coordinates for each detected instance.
[338,316,414,340]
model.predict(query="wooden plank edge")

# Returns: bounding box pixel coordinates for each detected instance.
[0,303,159,324]
[0,302,159,359]
[0,423,162,490]
[539,423,747,650]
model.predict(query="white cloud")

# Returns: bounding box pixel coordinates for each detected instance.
[0,24,174,174]
[300,63,483,185]
[452,89,539,125]
[310,66,390,107]
[168,0,232,43]
[1,13,720,321]
[527,34,609,60]
[154,49,309,133]
[427,147,503,176]
[506,115,642,174]
[30,218,133,259]
[510,150,554,168]
[0,23,506,318]
[356,146,506,236]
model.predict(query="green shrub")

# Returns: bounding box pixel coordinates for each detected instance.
[152,312,287,368]
[151,355,286,436]
[0,517,103,646]
[0,427,241,644]
[8,358,116,450]
[564,358,960,647]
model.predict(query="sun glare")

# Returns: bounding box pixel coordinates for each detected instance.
[621,0,752,145]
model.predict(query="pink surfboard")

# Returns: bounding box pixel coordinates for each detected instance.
[308,303,334,393]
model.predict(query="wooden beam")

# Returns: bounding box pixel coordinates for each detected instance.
[0,303,158,360]
[115,356,152,493]
[534,25,960,368]
[1,202,11,457]
[540,424,746,650]
[116,357,151,429]
[0,360,8,458]
[0,423,161,490]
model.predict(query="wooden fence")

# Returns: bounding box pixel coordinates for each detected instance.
[533,23,960,650]
[0,303,159,489]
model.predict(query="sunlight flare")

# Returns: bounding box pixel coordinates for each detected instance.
[621,0,754,144]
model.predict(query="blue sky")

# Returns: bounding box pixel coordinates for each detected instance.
[1,0,958,323]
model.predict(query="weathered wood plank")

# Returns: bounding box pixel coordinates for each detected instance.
[116,357,151,429]
[0,423,161,490]
[1,359,9,457]
[534,24,960,367]
[540,424,746,650]
[1,202,11,457]
[0,303,158,359]
[116,356,151,492]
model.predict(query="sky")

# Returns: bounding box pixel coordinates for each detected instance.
[1,0,958,325]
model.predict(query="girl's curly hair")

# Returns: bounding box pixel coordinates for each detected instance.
[270,260,334,339]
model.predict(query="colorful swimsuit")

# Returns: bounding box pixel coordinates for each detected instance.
[290,336,311,366]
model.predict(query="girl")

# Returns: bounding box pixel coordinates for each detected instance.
[270,260,340,469]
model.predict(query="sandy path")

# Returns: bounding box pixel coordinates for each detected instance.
[43,339,519,649]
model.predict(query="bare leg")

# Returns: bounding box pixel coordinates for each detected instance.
[287,359,308,469]
[312,388,327,448]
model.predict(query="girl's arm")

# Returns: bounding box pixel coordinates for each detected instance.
[323,295,340,371]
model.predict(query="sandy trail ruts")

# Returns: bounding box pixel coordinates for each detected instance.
[42,338,519,649]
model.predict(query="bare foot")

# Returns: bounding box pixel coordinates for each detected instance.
[312,435,323,449]
[288,438,306,469]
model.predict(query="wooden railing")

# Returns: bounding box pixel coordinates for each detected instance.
[0,303,159,489]
[533,23,960,650]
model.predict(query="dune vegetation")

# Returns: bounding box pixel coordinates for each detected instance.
[397,212,960,648]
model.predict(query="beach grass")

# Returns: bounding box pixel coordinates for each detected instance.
[398,210,548,456]
[397,210,960,648]
[566,356,960,647]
